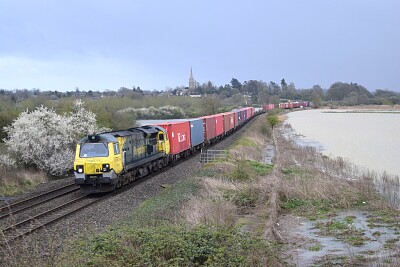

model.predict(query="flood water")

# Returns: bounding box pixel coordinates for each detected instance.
[287,109,400,177]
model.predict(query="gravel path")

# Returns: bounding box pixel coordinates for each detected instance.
[1,116,260,265]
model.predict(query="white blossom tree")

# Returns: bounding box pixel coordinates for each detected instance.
[3,100,104,176]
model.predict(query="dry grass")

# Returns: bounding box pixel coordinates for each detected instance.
[229,118,271,162]
[278,132,374,200]
[339,104,400,111]
[0,167,48,197]
[181,178,242,227]
[275,124,400,216]
[182,116,275,232]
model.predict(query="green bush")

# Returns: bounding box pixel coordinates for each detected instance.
[267,114,279,128]
[280,198,307,210]
[234,137,257,147]
[230,160,273,181]
[230,161,250,181]
[246,160,273,176]
[71,225,275,267]
[224,189,258,208]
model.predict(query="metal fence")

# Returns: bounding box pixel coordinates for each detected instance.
[200,149,228,164]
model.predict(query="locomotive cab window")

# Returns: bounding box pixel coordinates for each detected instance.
[113,143,120,155]
[80,143,109,158]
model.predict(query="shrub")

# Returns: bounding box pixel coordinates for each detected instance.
[230,160,273,181]
[267,114,279,128]
[246,160,273,176]
[68,225,275,266]
[259,123,271,137]
[3,100,105,176]
[224,189,258,208]
[117,105,186,120]
[230,161,250,181]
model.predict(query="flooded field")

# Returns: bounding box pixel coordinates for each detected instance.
[287,109,400,177]
[292,210,400,266]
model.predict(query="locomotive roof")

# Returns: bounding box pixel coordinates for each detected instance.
[80,125,164,142]
[78,133,118,143]
[107,125,161,138]
[134,125,159,135]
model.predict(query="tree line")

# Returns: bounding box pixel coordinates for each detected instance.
[1,80,399,141]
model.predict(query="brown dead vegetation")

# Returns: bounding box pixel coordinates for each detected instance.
[0,167,48,197]
[180,115,284,242]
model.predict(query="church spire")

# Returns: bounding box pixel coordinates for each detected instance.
[189,67,195,91]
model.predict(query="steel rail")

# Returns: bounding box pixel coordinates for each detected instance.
[0,187,80,220]
[0,182,77,213]
[0,194,100,244]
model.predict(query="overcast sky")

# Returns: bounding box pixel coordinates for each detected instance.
[1,0,399,92]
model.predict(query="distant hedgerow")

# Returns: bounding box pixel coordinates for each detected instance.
[118,105,185,119]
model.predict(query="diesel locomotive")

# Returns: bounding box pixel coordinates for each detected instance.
[74,125,170,193]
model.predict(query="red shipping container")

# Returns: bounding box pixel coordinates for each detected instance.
[222,112,235,133]
[233,111,239,128]
[201,116,216,142]
[246,107,251,120]
[155,121,191,155]
[214,114,224,137]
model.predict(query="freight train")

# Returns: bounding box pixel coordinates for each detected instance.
[73,107,260,193]
[278,101,309,109]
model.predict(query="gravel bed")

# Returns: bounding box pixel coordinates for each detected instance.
[1,115,263,264]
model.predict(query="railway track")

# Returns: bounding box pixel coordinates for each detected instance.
[0,182,88,244]
[0,193,104,244]
[0,182,79,219]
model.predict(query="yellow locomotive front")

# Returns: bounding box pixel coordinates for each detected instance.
[74,134,123,193]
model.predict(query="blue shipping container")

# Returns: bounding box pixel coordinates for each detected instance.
[237,110,242,125]
[242,110,247,122]
[189,118,204,147]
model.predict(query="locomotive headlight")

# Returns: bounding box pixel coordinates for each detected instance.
[76,165,84,173]
[102,163,110,172]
